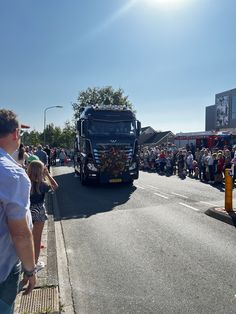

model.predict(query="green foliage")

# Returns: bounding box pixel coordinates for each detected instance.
[21,121,75,149]
[72,86,133,120]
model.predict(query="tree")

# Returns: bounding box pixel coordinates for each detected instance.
[72,86,133,120]
[60,121,75,148]
[22,130,41,146]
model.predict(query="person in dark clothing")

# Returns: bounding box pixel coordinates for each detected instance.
[43,145,51,172]
[35,145,48,166]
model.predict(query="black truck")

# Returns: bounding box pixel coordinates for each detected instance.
[74,105,141,184]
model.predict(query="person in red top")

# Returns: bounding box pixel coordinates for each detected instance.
[216,151,224,183]
[159,150,166,174]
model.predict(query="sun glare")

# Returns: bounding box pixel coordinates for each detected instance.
[144,0,187,8]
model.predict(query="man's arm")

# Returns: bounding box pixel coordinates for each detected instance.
[7,217,36,294]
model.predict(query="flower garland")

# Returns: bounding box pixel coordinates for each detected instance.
[99,146,128,177]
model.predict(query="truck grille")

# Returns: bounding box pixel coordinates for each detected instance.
[93,144,133,170]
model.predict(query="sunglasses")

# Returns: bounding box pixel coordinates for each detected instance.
[15,128,25,136]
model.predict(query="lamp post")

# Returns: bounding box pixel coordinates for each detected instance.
[44,106,63,146]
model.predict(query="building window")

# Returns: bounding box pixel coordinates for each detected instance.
[232,96,236,119]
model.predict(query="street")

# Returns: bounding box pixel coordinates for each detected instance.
[53,165,236,314]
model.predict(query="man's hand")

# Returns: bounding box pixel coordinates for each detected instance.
[21,274,36,295]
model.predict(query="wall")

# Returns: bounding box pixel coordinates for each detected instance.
[205,88,236,131]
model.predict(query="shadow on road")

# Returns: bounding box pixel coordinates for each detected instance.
[50,172,136,220]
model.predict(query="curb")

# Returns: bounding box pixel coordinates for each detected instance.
[205,207,236,227]
[14,200,59,314]
[52,191,75,314]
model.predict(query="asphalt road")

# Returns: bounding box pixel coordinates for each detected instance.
[53,165,236,314]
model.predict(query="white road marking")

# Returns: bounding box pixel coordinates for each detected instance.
[171,192,188,199]
[154,192,169,199]
[200,201,219,207]
[146,185,170,196]
[146,184,160,190]
[135,185,145,190]
[179,202,199,211]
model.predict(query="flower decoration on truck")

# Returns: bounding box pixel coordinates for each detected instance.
[99,146,128,177]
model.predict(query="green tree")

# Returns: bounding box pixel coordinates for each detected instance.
[72,86,133,120]
[51,126,62,148]
[61,121,75,148]
[44,123,55,146]
[24,130,41,146]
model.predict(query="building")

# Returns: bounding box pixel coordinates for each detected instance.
[205,88,236,132]
[139,127,175,147]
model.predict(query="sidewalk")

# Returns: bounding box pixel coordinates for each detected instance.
[14,194,60,314]
[205,206,236,226]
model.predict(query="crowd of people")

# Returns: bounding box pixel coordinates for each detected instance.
[140,143,236,185]
[12,143,73,171]
[0,109,60,313]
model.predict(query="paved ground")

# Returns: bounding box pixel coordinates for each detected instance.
[53,166,236,314]
[14,165,236,313]
[14,195,60,314]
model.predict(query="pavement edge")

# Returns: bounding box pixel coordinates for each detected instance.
[205,207,236,227]
[52,191,75,314]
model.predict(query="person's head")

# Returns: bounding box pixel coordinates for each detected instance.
[37,144,42,151]
[27,154,39,164]
[225,149,230,156]
[27,160,45,183]
[0,109,22,154]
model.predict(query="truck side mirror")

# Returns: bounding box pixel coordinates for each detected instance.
[77,120,81,135]
[81,120,85,137]
[137,121,141,136]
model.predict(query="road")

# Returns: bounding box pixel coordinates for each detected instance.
[53,165,236,314]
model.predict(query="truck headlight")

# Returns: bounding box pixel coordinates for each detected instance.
[87,163,98,172]
[129,162,137,171]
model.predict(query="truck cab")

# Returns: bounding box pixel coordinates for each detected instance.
[74,105,141,184]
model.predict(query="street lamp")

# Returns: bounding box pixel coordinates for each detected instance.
[44,106,63,146]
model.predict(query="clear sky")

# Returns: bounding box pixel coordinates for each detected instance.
[1,0,236,133]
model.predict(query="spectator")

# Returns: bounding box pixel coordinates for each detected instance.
[51,148,57,166]
[224,149,232,170]
[215,152,224,184]
[201,149,209,181]
[0,109,36,313]
[59,149,67,166]
[12,143,29,168]
[206,153,214,184]
[177,150,185,178]
[35,144,48,166]
[186,151,194,177]
[27,160,58,269]
[192,160,199,179]
[43,145,51,172]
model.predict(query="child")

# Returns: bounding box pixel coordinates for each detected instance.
[27,160,58,270]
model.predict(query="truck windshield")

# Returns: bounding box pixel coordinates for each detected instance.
[88,120,136,136]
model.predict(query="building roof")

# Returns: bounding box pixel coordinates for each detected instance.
[141,126,151,132]
[139,130,174,146]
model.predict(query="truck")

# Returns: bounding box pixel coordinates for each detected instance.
[74,105,141,185]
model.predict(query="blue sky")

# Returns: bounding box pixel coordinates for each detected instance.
[0,0,235,133]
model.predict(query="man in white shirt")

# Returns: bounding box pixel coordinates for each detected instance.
[0,109,36,313]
